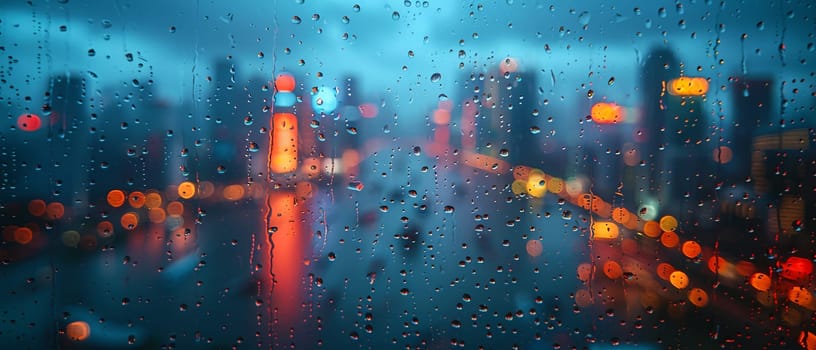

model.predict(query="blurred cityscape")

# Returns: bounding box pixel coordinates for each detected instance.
[1,16,816,349]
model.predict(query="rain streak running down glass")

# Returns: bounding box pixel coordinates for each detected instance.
[1,0,816,349]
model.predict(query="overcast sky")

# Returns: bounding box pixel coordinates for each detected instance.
[2,0,813,117]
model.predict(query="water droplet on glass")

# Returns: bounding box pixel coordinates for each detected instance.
[348,181,364,191]
[292,16,302,24]
[392,11,401,20]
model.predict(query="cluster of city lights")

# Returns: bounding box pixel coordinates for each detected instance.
[508,163,812,315]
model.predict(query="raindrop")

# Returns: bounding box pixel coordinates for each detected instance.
[430,73,442,82]
[392,11,401,20]
[348,181,364,191]
[292,16,302,24]
[607,77,615,85]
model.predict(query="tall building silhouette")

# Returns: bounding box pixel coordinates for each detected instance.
[638,47,710,206]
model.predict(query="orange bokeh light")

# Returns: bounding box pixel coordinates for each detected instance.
[669,270,689,289]
[46,202,65,220]
[269,113,299,174]
[120,212,139,230]
[128,191,146,208]
[750,272,772,292]
[590,102,624,124]
[642,220,662,238]
[107,190,126,207]
[144,191,163,209]
[28,199,46,217]
[275,73,296,92]
[660,231,680,248]
[96,221,114,238]
[223,184,246,201]
[688,288,708,307]
[681,240,702,258]
[167,201,184,217]
[603,260,623,279]
[177,181,196,199]
[148,208,167,224]
[668,76,709,96]
[592,221,620,240]
[14,227,33,244]
[66,321,90,341]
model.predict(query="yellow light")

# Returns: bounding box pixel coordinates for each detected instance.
[269,112,299,174]
[547,177,564,194]
[590,102,624,124]
[659,215,678,232]
[668,76,709,96]
[669,270,689,289]
[591,221,620,240]
[511,180,527,195]
[526,170,547,198]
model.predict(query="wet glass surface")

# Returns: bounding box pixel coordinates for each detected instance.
[1,1,816,349]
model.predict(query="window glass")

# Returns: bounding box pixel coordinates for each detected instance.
[1,1,815,348]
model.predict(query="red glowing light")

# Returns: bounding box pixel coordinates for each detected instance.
[275,73,296,92]
[17,114,42,132]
